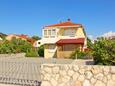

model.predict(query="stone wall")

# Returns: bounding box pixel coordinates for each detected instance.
[41,64,115,86]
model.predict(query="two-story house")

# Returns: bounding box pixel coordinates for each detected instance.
[42,19,87,59]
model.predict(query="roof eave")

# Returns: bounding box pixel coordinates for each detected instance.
[45,25,82,28]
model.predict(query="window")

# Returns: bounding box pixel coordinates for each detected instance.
[44,29,56,38]
[52,29,56,35]
[48,30,51,35]
[44,30,49,38]
[63,44,76,51]
[44,30,47,36]
[64,29,76,37]
[50,29,56,38]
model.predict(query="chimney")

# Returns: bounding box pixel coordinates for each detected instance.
[67,18,71,21]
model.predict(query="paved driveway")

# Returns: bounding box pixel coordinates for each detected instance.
[0,57,42,86]
[0,57,73,86]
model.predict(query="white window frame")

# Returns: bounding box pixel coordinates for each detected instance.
[48,30,51,36]
[44,29,56,38]
[52,29,56,35]
[44,30,47,35]
[44,29,49,38]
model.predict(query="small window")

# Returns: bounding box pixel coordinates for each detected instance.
[64,29,76,37]
[48,30,51,35]
[52,29,56,35]
[44,30,47,36]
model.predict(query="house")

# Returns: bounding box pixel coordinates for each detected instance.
[6,34,35,44]
[42,19,87,59]
[6,34,28,41]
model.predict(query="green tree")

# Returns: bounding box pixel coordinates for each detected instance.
[87,38,93,49]
[38,45,44,57]
[32,35,41,41]
[93,38,115,65]
[0,38,33,54]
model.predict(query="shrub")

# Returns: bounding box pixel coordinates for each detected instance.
[70,50,78,59]
[0,38,33,54]
[38,45,44,57]
[11,38,32,53]
[77,51,87,59]
[70,49,88,59]
[93,38,115,65]
[0,38,44,57]
[25,49,38,57]
[0,41,15,54]
[31,35,41,40]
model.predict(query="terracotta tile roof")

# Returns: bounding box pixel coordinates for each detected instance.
[18,35,36,43]
[7,34,28,40]
[6,34,36,44]
[17,34,28,39]
[46,21,81,27]
[56,38,85,45]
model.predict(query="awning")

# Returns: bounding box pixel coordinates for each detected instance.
[56,38,85,45]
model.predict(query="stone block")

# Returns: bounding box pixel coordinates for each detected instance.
[41,81,51,86]
[95,80,105,86]
[53,66,59,74]
[111,66,115,74]
[83,80,91,86]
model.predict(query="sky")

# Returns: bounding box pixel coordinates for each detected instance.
[0,0,115,38]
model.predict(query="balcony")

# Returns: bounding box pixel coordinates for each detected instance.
[42,37,59,44]
[58,35,77,39]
